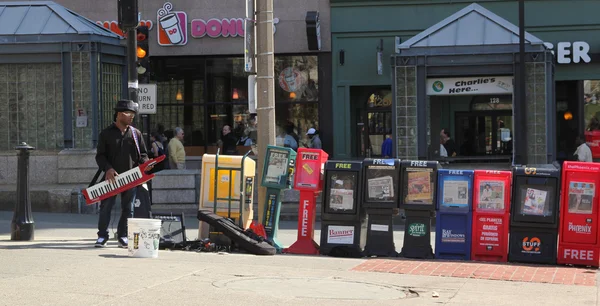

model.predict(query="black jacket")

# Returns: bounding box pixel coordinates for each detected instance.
[96,124,149,174]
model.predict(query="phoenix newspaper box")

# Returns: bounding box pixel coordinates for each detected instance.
[558,161,600,267]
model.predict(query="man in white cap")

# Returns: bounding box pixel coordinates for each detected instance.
[306,128,322,149]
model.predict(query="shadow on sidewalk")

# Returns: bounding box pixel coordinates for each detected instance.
[0,238,102,251]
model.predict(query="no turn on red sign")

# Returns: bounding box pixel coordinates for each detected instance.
[137,84,157,114]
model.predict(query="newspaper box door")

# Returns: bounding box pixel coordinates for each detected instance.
[294,149,326,192]
[560,163,599,245]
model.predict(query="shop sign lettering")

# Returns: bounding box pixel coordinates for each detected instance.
[426,76,513,96]
[96,20,154,37]
[544,41,591,64]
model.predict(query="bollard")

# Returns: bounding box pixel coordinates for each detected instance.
[11,142,35,241]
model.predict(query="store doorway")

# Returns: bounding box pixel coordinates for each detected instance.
[350,86,393,158]
[454,111,512,156]
[431,94,513,161]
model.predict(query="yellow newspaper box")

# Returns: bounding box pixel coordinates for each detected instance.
[198,154,256,239]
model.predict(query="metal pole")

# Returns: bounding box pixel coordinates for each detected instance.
[127,27,138,104]
[11,142,35,241]
[255,0,276,224]
[516,0,527,165]
[126,27,138,216]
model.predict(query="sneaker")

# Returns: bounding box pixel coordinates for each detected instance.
[118,237,128,248]
[95,237,108,248]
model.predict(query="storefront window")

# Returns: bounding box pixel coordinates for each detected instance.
[276,56,318,102]
[273,55,319,148]
[275,103,318,146]
[151,55,320,155]
[584,80,600,130]
[155,79,184,137]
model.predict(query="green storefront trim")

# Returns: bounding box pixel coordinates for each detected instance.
[331,0,600,158]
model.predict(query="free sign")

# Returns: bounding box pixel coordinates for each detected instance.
[137,84,157,115]
[563,248,594,261]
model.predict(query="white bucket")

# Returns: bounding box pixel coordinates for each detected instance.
[127,218,162,258]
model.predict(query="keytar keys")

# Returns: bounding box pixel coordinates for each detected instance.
[82,155,165,205]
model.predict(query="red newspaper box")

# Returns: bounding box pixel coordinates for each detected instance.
[283,148,329,255]
[471,170,512,262]
[558,161,600,267]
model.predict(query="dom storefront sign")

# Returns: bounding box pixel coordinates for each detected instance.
[427,76,513,96]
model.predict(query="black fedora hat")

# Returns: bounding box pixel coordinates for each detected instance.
[114,99,139,113]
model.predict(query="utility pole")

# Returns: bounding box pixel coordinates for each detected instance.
[515,0,527,165]
[255,0,276,223]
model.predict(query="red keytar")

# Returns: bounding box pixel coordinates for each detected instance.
[82,155,165,205]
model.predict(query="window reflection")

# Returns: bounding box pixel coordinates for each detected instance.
[584,80,600,130]
[152,55,320,155]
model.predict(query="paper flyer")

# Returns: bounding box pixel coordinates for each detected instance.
[329,188,354,210]
[368,175,394,200]
[406,170,432,203]
[568,181,594,214]
[522,188,548,216]
[478,181,505,210]
[442,179,468,206]
[264,150,288,184]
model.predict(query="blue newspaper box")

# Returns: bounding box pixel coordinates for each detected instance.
[435,169,474,260]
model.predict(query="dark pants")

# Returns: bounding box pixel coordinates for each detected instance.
[97,188,137,238]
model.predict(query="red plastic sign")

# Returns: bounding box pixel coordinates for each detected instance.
[585,131,600,159]
[471,170,512,262]
[558,161,600,267]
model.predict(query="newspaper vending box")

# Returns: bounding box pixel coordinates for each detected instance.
[557,161,600,267]
[471,170,512,262]
[284,148,328,255]
[399,160,439,259]
[362,158,401,257]
[508,164,561,265]
[435,169,474,260]
[319,160,367,257]
[260,145,297,252]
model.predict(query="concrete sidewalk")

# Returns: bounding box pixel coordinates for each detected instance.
[0,211,598,306]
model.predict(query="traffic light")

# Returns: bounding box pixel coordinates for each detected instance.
[136,25,150,83]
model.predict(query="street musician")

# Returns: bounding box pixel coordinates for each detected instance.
[94,99,153,248]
